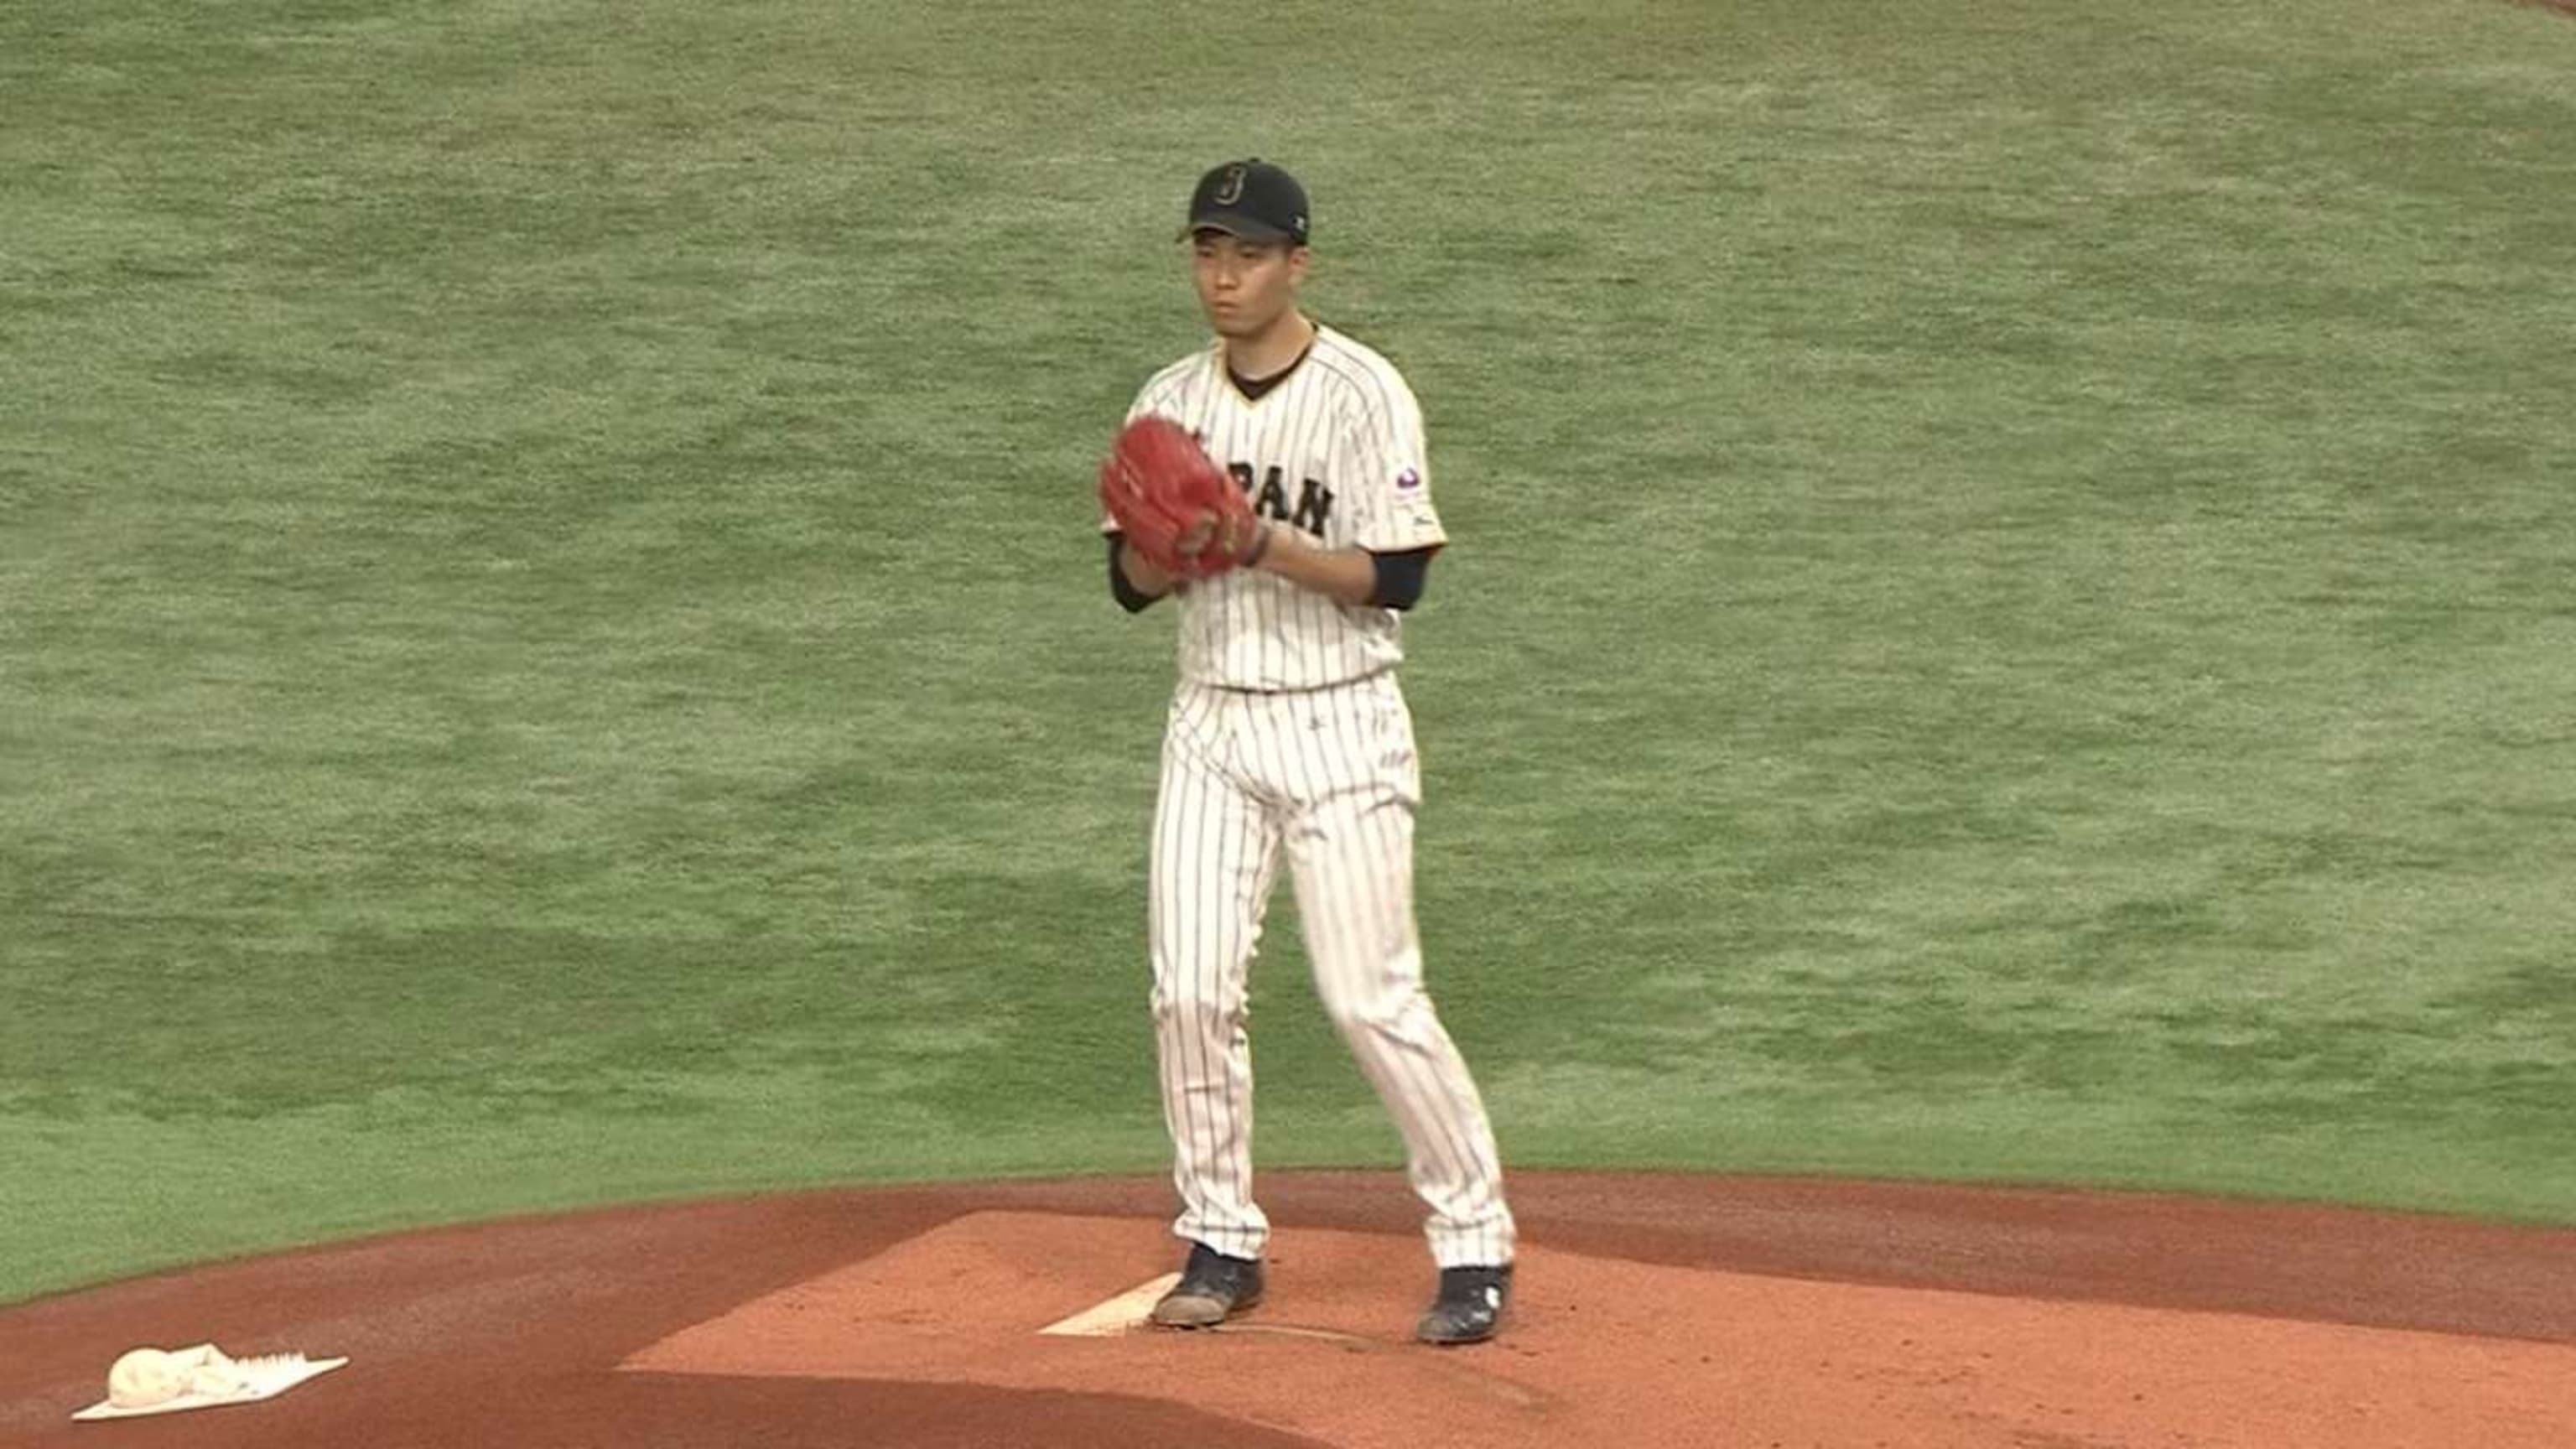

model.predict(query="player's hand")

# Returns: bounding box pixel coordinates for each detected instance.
[1182,511,1267,566]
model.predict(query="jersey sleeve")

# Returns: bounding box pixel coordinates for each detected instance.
[1347,372,1447,553]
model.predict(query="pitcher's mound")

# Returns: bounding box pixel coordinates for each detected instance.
[626,1205,2574,1449]
[4,1171,2575,1448]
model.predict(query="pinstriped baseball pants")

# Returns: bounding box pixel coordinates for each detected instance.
[1149,672,1516,1270]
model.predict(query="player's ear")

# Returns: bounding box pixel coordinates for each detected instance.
[1287,245,1311,285]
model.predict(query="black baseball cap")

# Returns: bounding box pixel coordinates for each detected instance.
[1182,158,1311,247]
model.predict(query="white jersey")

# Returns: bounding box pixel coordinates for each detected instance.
[1115,324,1448,692]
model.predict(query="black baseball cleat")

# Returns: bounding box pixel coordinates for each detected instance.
[1150,1243,1265,1328]
[1416,1263,1513,1345]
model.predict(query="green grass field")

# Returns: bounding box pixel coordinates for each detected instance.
[4,0,2573,1306]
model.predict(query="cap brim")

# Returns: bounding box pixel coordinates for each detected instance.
[1179,212,1301,245]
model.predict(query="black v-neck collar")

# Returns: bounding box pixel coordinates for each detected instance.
[1224,332,1317,402]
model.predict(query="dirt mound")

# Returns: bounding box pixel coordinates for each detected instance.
[3,1172,2571,1447]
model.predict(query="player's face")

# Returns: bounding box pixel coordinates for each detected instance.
[1192,231,1306,338]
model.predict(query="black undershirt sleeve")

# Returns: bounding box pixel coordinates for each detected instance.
[1368,546,1436,610]
[1106,534,1162,613]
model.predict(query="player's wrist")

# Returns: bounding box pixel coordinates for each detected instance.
[1239,520,1278,569]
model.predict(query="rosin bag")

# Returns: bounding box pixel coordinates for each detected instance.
[72,1342,348,1421]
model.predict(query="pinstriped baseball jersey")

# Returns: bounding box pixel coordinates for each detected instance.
[1117,325,1446,692]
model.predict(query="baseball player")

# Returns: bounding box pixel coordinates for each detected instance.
[1099,158,1518,1346]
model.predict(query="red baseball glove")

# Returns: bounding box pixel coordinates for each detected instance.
[1099,417,1261,579]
